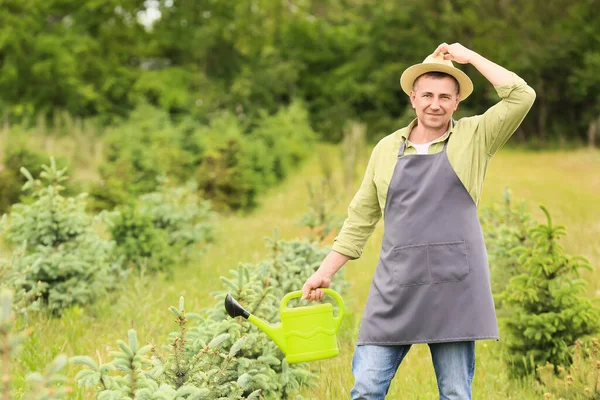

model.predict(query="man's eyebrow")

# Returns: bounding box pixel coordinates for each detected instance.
[420,91,453,96]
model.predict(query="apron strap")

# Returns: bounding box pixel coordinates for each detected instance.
[442,120,456,152]
[442,137,450,151]
[398,140,407,157]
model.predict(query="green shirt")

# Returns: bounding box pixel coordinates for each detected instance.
[332,72,536,260]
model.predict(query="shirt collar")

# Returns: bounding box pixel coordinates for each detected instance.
[397,118,456,143]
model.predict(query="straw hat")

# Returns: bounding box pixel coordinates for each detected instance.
[400,54,473,100]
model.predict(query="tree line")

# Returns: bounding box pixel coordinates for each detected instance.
[0,0,598,145]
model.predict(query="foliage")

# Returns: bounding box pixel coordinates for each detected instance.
[137,177,215,260]
[132,67,198,117]
[0,290,70,399]
[195,102,315,212]
[3,159,122,315]
[90,104,195,210]
[91,101,315,212]
[0,146,47,214]
[250,102,316,181]
[107,178,215,274]
[499,206,600,377]
[0,144,74,214]
[193,112,262,212]
[0,0,147,122]
[537,338,600,399]
[73,235,347,399]
[479,187,535,297]
[1,0,599,144]
[106,203,175,276]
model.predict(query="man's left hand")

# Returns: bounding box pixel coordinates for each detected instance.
[433,43,475,64]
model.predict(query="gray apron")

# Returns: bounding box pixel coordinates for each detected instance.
[357,135,499,345]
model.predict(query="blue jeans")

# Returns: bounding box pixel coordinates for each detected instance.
[350,342,475,400]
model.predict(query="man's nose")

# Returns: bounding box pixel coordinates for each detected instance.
[430,98,440,109]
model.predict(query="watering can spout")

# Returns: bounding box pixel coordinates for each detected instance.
[224,294,287,353]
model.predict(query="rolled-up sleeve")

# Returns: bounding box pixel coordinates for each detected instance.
[479,73,536,156]
[332,145,382,259]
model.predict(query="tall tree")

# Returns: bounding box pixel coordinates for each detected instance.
[0,0,147,123]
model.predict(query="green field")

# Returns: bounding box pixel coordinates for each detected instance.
[11,145,600,399]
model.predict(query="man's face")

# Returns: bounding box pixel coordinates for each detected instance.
[410,75,460,131]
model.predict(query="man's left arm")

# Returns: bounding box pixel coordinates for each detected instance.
[434,43,536,156]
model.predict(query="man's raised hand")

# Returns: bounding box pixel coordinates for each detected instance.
[433,42,474,65]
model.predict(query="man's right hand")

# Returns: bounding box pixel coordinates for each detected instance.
[301,273,332,301]
[300,250,350,301]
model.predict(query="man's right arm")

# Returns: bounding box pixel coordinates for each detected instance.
[302,145,383,301]
[331,144,383,259]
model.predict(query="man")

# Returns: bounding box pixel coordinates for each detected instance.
[301,42,536,399]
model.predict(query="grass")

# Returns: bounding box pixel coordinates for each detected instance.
[7,144,600,399]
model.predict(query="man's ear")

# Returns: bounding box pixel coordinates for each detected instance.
[409,91,416,109]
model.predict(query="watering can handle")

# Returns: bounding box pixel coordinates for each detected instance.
[280,289,345,333]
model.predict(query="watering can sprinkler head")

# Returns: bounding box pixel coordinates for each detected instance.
[225,293,250,319]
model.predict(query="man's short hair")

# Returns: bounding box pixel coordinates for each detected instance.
[413,72,460,96]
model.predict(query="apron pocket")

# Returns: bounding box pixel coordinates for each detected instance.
[428,241,470,283]
[392,244,430,287]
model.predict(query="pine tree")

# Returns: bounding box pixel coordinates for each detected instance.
[500,206,600,377]
[73,235,343,398]
[4,158,123,314]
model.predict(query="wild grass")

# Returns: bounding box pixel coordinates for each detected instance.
[6,144,600,399]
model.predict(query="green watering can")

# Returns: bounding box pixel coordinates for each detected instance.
[224,289,345,364]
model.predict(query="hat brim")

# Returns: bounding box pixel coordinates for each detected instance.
[400,63,473,100]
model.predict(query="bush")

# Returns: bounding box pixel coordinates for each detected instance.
[90,104,195,210]
[196,102,316,212]
[137,177,215,259]
[250,101,316,182]
[3,159,122,315]
[73,236,347,399]
[92,101,316,212]
[194,112,262,211]
[499,206,600,377]
[107,178,215,275]
[107,204,175,275]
